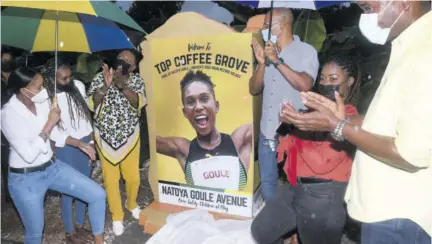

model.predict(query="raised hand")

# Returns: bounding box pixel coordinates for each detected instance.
[280,99,339,132]
[113,69,128,90]
[102,63,113,87]
[301,91,346,120]
[264,41,278,63]
[252,38,265,64]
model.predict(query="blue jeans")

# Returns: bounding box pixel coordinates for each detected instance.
[8,160,106,244]
[362,218,431,244]
[258,133,279,201]
[56,135,92,233]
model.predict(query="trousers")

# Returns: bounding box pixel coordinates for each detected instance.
[98,141,140,221]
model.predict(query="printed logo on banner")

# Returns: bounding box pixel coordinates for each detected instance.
[150,33,262,217]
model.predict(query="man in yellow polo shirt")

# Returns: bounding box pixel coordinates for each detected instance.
[279,1,431,243]
[88,49,146,236]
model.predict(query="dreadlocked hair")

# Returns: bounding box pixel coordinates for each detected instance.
[324,55,362,106]
[180,70,216,103]
[42,62,92,130]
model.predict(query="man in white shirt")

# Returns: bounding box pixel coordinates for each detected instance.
[279,1,432,243]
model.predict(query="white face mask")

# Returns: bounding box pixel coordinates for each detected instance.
[261,29,277,44]
[359,0,404,45]
[25,88,49,103]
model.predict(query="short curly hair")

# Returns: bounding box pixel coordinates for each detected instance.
[180,70,216,103]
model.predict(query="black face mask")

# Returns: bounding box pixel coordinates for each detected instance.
[1,60,14,73]
[318,84,340,101]
[113,58,131,76]
[57,82,75,93]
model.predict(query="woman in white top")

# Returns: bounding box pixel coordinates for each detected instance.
[42,60,96,243]
[1,67,106,244]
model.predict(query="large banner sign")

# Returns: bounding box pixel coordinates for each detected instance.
[151,33,263,217]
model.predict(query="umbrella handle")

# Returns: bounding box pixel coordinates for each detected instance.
[265,0,274,67]
[54,9,59,97]
[52,97,58,108]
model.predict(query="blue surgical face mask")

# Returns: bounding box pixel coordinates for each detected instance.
[261,29,277,44]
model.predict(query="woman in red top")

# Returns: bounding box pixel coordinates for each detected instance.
[251,55,361,244]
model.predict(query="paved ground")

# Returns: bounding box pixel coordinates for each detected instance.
[1,161,360,244]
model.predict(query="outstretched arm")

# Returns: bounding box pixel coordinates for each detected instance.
[156,136,190,170]
[231,123,253,172]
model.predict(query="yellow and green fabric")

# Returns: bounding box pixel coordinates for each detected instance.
[1,1,145,52]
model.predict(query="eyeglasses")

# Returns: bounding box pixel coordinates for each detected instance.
[262,19,283,29]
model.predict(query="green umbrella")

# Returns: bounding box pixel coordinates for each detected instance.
[1,0,145,33]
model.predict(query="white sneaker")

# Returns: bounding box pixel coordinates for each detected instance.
[125,201,141,220]
[112,221,124,236]
[129,206,141,220]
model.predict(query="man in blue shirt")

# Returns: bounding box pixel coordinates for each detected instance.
[249,8,319,200]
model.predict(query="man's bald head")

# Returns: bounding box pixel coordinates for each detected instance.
[264,8,294,28]
[263,7,295,42]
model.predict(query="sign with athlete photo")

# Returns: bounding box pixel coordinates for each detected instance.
[150,33,263,217]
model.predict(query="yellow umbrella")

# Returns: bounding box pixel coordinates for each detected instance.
[1,0,144,101]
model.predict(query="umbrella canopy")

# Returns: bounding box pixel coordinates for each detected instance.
[1,0,145,33]
[1,7,137,53]
[237,1,347,10]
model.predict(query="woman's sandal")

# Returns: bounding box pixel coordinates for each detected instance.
[75,226,93,241]
[65,233,86,244]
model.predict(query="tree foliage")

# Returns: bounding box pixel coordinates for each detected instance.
[128,1,184,34]
[293,10,326,52]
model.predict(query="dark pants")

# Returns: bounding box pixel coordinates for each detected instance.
[362,218,431,244]
[251,181,347,244]
[1,133,10,201]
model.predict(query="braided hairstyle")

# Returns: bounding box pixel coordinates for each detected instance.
[180,70,216,103]
[42,60,92,130]
[323,55,362,106]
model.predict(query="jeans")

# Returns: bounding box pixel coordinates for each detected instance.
[258,133,279,201]
[8,160,106,244]
[251,181,348,244]
[56,135,92,233]
[362,218,431,244]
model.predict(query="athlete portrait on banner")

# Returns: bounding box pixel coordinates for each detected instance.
[156,70,252,191]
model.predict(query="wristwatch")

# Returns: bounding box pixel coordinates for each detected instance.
[330,119,349,142]
[273,57,284,68]
[39,131,48,139]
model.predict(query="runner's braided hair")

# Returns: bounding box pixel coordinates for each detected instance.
[42,61,92,130]
[324,55,362,106]
[180,70,216,103]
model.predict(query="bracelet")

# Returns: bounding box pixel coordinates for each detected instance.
[330,119,348,142]
[97,88,106,95]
